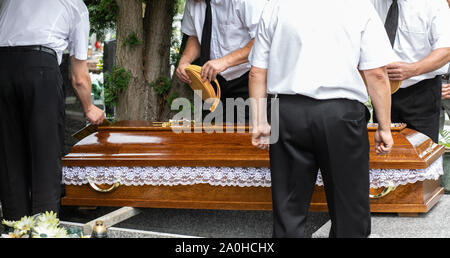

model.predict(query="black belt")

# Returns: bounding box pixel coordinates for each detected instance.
[0,45,57,59]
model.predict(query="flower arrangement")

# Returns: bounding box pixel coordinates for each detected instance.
[2,211,84,238]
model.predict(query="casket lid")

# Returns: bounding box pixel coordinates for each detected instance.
[62,121,443,169]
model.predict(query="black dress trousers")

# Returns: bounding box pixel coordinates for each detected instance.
[392,77,442,143]
[203,72,251,124]
[218,72,250,122]
[270,94,371,238]
[373,76,442,143]
[0,50,65,220]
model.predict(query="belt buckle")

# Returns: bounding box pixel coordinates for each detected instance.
[443,74,449,83]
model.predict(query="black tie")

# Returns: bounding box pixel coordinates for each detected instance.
[384,0,399,47]
[199,0,212,66]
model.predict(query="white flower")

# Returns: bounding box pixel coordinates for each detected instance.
[32,224,68,238]
[7,230,29,238]
[2,219,16,228]
[2,211,72,238]
[2,217,35,238]
[15,216,36,233]
[53,227,69,238]
[36,211,59,227]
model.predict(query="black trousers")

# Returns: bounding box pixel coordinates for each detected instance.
[270,94,371,238]
[374,76,442,143]
[204,72,250,123]
[207,71,273,123]
[218,72,250,102]
[0,50,64,220]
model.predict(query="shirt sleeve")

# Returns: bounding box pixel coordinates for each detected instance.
[249,0,279,69]
[358,4,397,70]
[237,0,267,39]
[181,0,197,37]
[429,0,450,50]
[69,10,90,61]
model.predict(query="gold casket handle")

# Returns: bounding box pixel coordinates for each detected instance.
[87,178,120,193]
[370,185,397,199]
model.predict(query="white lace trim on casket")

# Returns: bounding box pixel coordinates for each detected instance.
[315,156,443,188]
[62,157,443,189]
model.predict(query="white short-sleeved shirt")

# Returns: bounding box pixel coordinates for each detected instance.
[0,0,90,64]
[250,0,396,104]
[181,0,266,81]
[370,0,450,88]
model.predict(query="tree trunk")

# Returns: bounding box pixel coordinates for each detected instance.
[114,0,175,121]
[160,34,194,121]
[144,0,175,121]
[115,0,148,121]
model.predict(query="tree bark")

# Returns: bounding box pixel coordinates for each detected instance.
[114,0,177,121]
[115,0,148,121]
[144,0,175,121]
[160,34,194,121]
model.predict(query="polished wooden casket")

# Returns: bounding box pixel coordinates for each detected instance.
[61,121,444,216]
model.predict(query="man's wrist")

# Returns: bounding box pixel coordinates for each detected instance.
[84,103,95,114]
[411,62,421,78]
[378,125,391,133]
[221,56,232,68]
[179,60,191,67]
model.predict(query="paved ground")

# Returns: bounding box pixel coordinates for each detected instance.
[314,194,450,238]
[1,205,329,237]
[2,195,449,237]
[58,206,330,238]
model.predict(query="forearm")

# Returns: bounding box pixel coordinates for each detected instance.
[70,57,94,113]
[364,67,392,131]
[221,39,255,68]
[179,36,201,65]
[249,66,268,126]
[72,75,93,114]
[412,47,450,76]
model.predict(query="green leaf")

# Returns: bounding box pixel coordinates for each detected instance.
[104,66,131,107]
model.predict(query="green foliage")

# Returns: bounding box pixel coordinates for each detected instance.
[150,77,171,96]
[167,93,180,108]
[84,0,118,39]
[167,92,194,114]
[92,81,103,100]
[123,32,143,49]
[170,32,182,67]
[84,0,189,116]
[363,99,374,123]
[104,66,131,107]
[439,129,450,148]
[174,0,186,16]
[96,58,104,71]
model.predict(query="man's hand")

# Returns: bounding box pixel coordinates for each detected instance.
[252,123,271,150]
[86,104,105,125]
[374,129,394,155]
[201,58,229,82]
[442,83,450,100]
[387,62,418,81]
[175,62,192,84]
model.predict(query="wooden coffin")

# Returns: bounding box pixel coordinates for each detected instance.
[61,121,444,215]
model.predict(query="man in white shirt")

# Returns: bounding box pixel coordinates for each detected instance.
[370,0,450,143]
[250,0,394,238]
[175,0,266,122]
[439,0,450,131]
[0,0,105,221]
